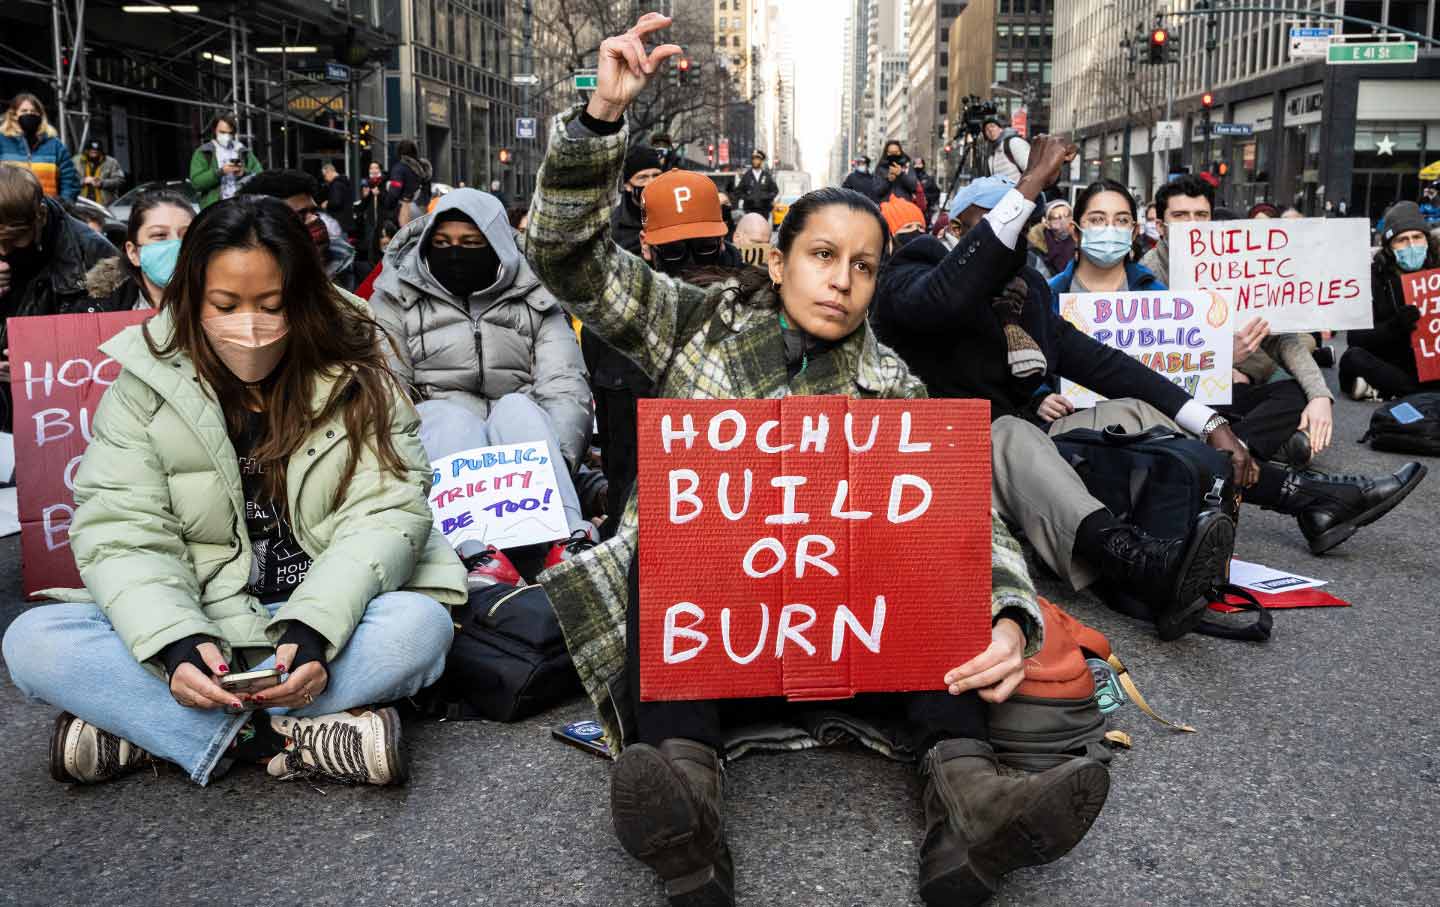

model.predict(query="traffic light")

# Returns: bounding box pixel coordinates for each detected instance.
[498,148,512,165]
[1147,28,1169,64]
[358,121,373,149]
[1200,91,1215,110]
[707,143,715,167]
[676,56,692,85]
[1212,161,1229,178]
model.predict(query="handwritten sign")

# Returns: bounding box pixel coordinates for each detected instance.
[428,442,567,551]
[1404,268,1440,383]
[8,310,153,595]
[1169,217,1372,332]
[636,397,993,703]
[1058,290,1235,406]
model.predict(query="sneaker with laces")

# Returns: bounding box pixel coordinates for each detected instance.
[463,545,522,590]
[49,712,152,784]
[545,529,598,569]
[265,707,407,786]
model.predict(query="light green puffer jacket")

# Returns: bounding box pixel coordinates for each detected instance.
[41,304,469,676]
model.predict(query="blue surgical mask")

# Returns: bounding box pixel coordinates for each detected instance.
[1080,227,1132,268]
[1396,244,1428,272]
[139,238,182,289]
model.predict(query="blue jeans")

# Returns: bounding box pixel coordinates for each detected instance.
[2,591,454,786]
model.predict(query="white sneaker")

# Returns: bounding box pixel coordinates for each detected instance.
[1348,376,1381,401]
[265,706,407,786]
[50,712,152,783]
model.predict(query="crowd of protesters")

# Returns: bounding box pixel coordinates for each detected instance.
[0,13,1437,907]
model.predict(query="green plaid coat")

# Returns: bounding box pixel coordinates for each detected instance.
[526,106,1043,756]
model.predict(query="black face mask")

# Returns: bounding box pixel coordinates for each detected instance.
[429,245,501,298]
[18,114,42,137]
[2,239,44,278]
[893,229,923,247]
[627,185,645,210]
[653,236,725,275]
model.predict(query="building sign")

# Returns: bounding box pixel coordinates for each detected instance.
[1154,120,1183,151]
[324,61,351,83]
[515,117,537,139]
[1212,123,1255,137]
[425,91,449,126]
[1288,27,1333,60]
[1327,42,1418,65]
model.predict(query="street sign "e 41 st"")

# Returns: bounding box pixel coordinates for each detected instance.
[1327,42,1418,65]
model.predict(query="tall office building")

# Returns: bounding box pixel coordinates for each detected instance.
[906,0,965,166]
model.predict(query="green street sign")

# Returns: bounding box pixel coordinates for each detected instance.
[574,71,598,90]
[1327,42,1418,65]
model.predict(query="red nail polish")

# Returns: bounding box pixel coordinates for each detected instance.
[217,663,230,674]
[275,664,286,673]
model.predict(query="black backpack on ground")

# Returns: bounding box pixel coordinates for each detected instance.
[1050,424,1269,640]
[1361,392,1440,456]
[418,583,581,722]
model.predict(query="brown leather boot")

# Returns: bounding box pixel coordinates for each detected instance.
[610,739,733,907]
[918,739,1110,906]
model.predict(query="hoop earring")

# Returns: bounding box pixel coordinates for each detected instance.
[771,281,782,293]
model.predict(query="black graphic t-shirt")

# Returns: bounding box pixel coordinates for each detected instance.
[236,411,313,603]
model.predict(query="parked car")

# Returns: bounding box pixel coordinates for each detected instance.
[105,180,201,240]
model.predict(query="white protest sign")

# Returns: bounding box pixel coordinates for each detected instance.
[428,442,568,551]
[1058,290,1235,406]
[1169,217,1372,332]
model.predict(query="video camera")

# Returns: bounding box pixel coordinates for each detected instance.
[961,97,999,138]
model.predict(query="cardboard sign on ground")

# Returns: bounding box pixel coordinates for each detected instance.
[1402,268,1440,383]
[1058,290,1235,405]
[636,397,993,703]
[8,310,153,595]
[428,442,568,552]
[1169,217,1372,332]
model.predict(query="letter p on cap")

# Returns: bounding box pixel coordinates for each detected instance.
[674,186,692,213]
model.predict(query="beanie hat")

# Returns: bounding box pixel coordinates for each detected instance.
[880,197,925,235]
[624,146,664,182]
[1381,201,1427,243]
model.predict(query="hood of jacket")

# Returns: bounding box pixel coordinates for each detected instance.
[373,187,550,312]
[84,254,132,299]
[401,154,434,182]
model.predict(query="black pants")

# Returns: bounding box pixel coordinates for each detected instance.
[1339,346,1425,400]
[1215,379,1308,461]
[624,559,988,753]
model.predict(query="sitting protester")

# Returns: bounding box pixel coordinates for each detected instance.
[1,195,466,787]
[1141,176,1332,465]
[612,145,665,253]
[732,210,773,246]
[84,188,195,312]
[641,169,741,272]
[1048,179,1163,297]
[244,169,355,290]
[527,17,1110,907]
[1339,201,1440,400]
[881,197,928,246]
[0,166,116,431]
[874,153,1424,652]
[1024,199,1076,279]
[368,187,596,581]
[354,219,399,301]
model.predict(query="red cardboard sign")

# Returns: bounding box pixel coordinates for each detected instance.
[1404,268,1440,384]
[8,310,153,596]
[636,397,993,703]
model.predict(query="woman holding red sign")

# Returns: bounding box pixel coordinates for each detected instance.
[3,196,467,789]
[524,13,1109,907]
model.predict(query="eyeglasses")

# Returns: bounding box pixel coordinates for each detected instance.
[1079,213,1135,229]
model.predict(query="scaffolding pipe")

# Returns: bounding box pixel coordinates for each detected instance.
[240,22,254,150]
[52,0,67,147]
[63,0,85,100]
[230,15,240,122]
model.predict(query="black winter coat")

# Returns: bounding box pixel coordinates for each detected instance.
[736,168,779,217]
[1347,239,1440,369]
[871,222,1191,424]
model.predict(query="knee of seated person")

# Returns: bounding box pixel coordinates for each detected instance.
[2,606,86,688]
[489,391,545,423]
[367,592,455,658]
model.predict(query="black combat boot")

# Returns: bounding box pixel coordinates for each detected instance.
[918,739,1110,906]
[1094,510,1235,641]
[610,739,733,907]
[1269,462,1426,554]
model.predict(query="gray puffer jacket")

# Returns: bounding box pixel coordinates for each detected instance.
[369,188,592,469]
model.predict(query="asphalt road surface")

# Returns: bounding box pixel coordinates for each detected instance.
[1,382,1436,906]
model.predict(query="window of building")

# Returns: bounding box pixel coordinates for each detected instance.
[995,61,1009,81]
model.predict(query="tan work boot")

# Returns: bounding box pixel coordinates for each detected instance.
[49,712,152,784]
[265,706,407,786]
[610,739,733,906]
[918,738,1110,906]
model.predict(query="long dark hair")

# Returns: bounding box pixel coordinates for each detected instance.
[124,188,193,278]
[145,195,408,508]
[686,187,891,305]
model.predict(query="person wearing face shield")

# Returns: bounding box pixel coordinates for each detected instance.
[189,114,262,210]
[244,169,356,291]
[2,195,468,789]
[0,93,80,201]
[369,188,596,584]
[1339,200,1440,400]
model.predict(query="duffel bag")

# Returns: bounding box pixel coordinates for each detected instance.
[1362,392,1440,456]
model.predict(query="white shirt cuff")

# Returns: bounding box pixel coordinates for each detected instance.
[1175,400,1218,436]
[982,190,1035,250]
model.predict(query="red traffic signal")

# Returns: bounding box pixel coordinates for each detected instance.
[498,148,512,164]
[1200,91,1215,109]
[1150,28,1168,46]
[1147,28,1169,63]
[678,57,692,72]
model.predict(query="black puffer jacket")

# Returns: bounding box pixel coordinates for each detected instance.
[1347,235,1440,366]
[1,198,118,429]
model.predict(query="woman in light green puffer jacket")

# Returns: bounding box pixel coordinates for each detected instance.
[2,197,467,788]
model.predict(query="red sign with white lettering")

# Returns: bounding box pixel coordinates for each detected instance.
[636,397,992,702]
[8,310,152,596]
[1404,268,1440,384]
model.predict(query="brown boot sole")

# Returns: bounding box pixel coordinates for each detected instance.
[610,744,734,907]
[970,759,1110,879]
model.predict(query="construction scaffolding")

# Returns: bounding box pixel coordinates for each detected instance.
[0,0,392,180]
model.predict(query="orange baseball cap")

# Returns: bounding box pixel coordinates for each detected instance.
[641,170,728,245]
[880,197,925,236]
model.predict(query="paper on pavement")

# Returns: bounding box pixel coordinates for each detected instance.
[1229,559,1327,594]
